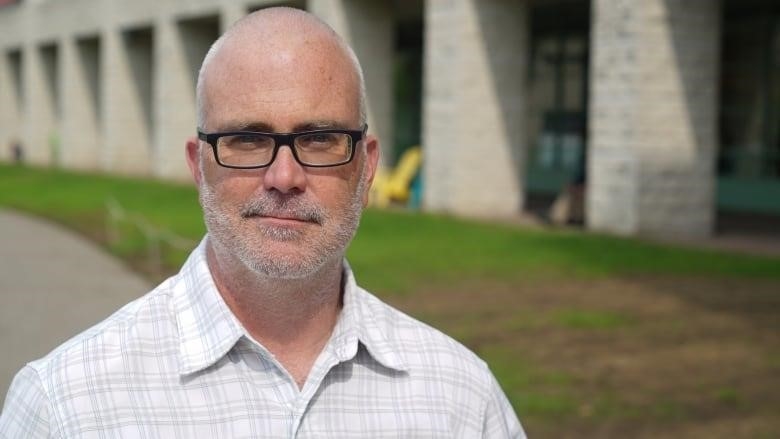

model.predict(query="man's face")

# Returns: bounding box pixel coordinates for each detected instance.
[188,39,378,279]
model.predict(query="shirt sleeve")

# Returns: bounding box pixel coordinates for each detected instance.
[482,372,526,439]
[0,365,53,438]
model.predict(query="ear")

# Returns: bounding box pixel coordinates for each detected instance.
[360,134,380,207]
[185,136,203,188]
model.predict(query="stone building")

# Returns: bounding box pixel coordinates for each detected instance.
[0,0,778,238]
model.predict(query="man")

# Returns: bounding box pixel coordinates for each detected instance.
[1,7,524,437]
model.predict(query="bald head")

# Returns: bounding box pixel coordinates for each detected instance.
[196,7,366,130]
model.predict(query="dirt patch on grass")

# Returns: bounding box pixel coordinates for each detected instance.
[382,276,780,438]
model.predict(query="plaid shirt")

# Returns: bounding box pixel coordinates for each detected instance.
[1,238,525,438]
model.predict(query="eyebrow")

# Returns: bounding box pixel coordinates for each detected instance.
[218,120,353,133]
[226,121,274,132]
[294,120,352,131]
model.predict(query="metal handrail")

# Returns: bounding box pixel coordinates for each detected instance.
[105,198,197,275]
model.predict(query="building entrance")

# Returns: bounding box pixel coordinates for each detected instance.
[719,0,780,215]
[526,0,590,201]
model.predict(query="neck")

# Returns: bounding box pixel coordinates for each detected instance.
[205,238,344,388]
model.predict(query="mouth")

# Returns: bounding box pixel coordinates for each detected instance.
[239,197,325,226]
[244,213,319,226]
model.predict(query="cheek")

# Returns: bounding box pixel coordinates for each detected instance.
[309,171,358,209]
[202,166,263,202]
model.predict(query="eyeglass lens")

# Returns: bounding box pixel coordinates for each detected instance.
[216,132,353,167]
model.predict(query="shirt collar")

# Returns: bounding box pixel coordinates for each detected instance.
[173,237,245,376]
[331,262,409,372]
[173,237,408,376]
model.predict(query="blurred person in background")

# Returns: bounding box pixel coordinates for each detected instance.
[0,7,523,437]
[10,139,23,164]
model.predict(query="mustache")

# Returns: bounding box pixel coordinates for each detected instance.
[239,194,325,224]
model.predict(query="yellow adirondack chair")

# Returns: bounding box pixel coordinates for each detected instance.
[369,146,422,207]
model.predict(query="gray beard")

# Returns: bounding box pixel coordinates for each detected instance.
[199,161,368,279]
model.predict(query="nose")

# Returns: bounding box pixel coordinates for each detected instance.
[262,145,307,194]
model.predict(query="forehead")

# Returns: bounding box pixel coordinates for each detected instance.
[201,32,361,131]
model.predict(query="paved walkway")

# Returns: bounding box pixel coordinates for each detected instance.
[0,209,151,400]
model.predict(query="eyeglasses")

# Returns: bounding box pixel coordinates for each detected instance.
[197,125,367,169]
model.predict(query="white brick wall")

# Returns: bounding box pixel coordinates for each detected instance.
[587,0,720,238]
[423,0,529,217]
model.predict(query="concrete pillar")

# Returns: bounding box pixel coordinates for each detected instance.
[102,27,154,174]
[154,15,220,179]
[220,1,245,33]
[309,0,394,166]
[0,4,23,160]
[0,50,23,160]
[24,41,58,166]
[60,37,101,170]
[587,0,720,238]
[154,18,193,179]
[423,0,529,217]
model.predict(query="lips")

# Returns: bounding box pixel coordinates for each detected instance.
[253,214,312,223]
[242,210,322,225]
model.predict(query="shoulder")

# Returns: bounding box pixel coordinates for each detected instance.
[1,277,178,435]
[26,276,178,385]
[354,288,525,437]
[356,287,494,390]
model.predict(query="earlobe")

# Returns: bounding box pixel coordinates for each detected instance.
[185,137,202,187]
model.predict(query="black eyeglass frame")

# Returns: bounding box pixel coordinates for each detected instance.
[196,125,368,169]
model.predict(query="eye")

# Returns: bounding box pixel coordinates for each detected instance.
[297,132,344,150]
[310,133,338,143]
[235,134,265,144]
[222,134,274,150]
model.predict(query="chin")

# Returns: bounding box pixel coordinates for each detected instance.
[244,255,325,279]
[234,241,329,279]
[256,224,306,242]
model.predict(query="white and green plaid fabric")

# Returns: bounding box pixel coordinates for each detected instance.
[1,238,524,438]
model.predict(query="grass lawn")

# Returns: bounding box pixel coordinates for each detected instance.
[2,163,779,437]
